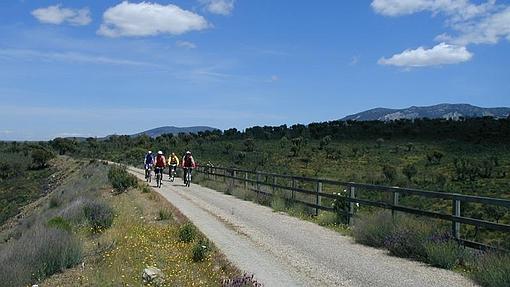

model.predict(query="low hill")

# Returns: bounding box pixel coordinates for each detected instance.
[131,126,218,138]
[342,104,510,121]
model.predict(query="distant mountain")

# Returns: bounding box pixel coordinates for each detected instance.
[342,104,510,121]
[131,126,218,138]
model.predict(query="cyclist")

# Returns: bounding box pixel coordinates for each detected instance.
[168,152,180,180]
[144,151,154,180]
[182,151,196,185]
[154,151,166,186]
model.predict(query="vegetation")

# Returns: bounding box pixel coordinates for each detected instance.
[107,165,138,193]
[179,222,198,243]
[471,252,510,287]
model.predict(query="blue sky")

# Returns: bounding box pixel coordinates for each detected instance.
[1,0,509,140]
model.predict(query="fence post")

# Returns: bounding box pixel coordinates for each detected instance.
[316,181,322,216]
[291,178,296,202]
[272,176,277,194]
[232,170,236,187]
[223,169,226,183]
[392,191,399,220]
[256,172,261,198]
[244,172,248,190]
[452,199,461,240]
[348,186,356,225]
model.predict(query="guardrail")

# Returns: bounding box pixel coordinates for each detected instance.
[195,165,510,251]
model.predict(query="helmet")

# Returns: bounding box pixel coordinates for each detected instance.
[186,151,191,155]
[157,151,163,155]
[148,151,152,154]
[171,152,176,156]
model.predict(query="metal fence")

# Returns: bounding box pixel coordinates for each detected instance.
[195,165,510,251]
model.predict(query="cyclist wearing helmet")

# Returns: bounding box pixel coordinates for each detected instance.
[144,150,154,169]
[154,151,167,177]
[182,151,196,184]
[168,152,180,179]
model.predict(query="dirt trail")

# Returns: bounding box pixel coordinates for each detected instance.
[129,167,477,287]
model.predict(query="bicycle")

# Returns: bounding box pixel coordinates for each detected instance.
[183,167,192,187]
[169,164,177,182]
[144,164,152,183]
[155,167,163,188]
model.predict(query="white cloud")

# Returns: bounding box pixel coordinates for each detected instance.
[176,40,197,49]
[378,42,473,67]
[372,0,510,46]
[371,0,495,20]
[0,48,159,67]
[202,0,235,15]
[98,1,209,37]
[31,5,91,26]
[448,7,510,45]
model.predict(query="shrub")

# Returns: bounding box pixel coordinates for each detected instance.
[178,222,197,243]
[108,165,137,193]
[192,238,210,262]
[140,184,151,193]
[47,216,72,232]
[352,211,395,247]
[0,225,82,287]
[424,240,463,269]
[402,164,417,181]
[471,252,510,287]
[83,201,114,232]
[270,195,286,212]
[382,165,397,182]
[31,148,55,169]
[49,196,62,209]
[158,209,172,221]
[384,216,436,259]
[316,211,338,226]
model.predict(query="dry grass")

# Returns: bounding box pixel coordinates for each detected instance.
[43,176,238,286]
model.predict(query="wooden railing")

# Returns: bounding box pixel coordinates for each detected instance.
[195,165,510,251]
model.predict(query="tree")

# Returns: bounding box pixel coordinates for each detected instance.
[402,164,417,181]
[291,137,303,157]
[376,138,384,148]
[31,148,55,169]
[382,165,397,182]
[319,136,332,150]
[50,138,77,155]
[223,143,233,155]
[244,138,255,152]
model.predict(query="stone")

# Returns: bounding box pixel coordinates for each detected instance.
[142,266,165,286]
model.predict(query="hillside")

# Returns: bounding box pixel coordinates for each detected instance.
[342,104,510,121]
[131,126,218,138]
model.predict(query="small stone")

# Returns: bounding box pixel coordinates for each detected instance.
[142,266,165,286]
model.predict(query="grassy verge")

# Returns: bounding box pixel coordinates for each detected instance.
[42,163,238,287]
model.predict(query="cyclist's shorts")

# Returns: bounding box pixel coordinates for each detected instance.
[155,167,164,174]
[144,164,153,170]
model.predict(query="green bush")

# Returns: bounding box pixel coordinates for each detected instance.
[83,201,114,232]
[47,216,72,232]
[270,195,286,212]
[178,222,197,243]
[158,209,172,221]
[352,211,395,247]
[108,165,137,193]
[471,252,510,287]
[424,240,463,269]
[192,238,210,262]
[49,196,62,209]
[316,211,338,226]
[31,148,55,169]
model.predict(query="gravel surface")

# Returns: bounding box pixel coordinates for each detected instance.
[129,167,477,287]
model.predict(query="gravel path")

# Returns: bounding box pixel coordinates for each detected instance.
[129,167,477,287]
